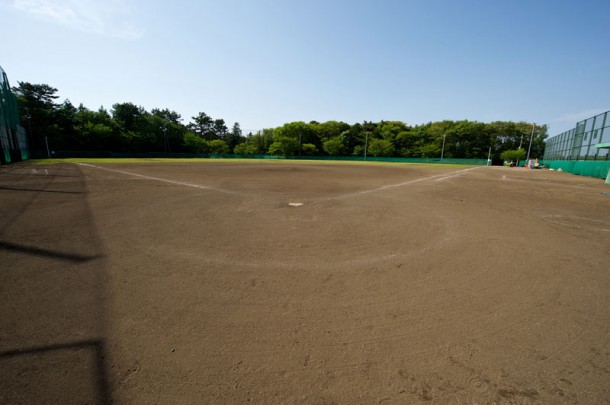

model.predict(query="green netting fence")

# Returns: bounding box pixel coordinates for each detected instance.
[540,160,610,179]
[0,66,29,165]
[32,150,488,166]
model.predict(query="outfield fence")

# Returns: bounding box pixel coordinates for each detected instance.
[30,150,488,166]
[0,66,29,165]
[540,160,610,180]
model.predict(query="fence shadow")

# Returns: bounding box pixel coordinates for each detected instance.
[0,339,111,404]
[0,163,112,404]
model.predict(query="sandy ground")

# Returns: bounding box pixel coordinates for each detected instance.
[1,161,609,404]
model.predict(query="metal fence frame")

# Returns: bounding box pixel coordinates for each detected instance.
[544,111,610,161]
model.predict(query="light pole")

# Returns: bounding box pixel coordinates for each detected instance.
[163,126,169,153]
[526,123,535,162]
[440,134,447,162]
[518,133,524,150]
[162,114,171,154]
[24,106,35,156]
[45,136,51,158]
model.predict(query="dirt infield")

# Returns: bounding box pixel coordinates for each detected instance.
[1,160,609,404]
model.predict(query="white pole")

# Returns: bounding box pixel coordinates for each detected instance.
[526,123,535,161]
[441,134,446,162]
[364,133,368,160]
[45,136,51,158]
[487,146,492,166]
[518,133,524,150]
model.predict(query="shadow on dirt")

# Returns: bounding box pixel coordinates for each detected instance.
[0,339,111,404]
[0,163,112,404]
[0,241,103,263]
[0,185,86,194]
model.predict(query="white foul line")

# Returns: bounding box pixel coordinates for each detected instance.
[330,166,481,200]
[76,163,239,194]
[77,163,481,199]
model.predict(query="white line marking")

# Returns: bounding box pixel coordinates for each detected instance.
[77,163,481,200]
[331,166,481,200]
[77,163,239,194]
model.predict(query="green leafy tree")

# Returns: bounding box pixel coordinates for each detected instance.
[234,142,258,155]
[301,143,318,155]
[52,100,78,149]
[73,105,123,151]
[189,112,214,140]
[248,129,274,154]
[10,77,553,160]
[367,138,394,157]
[352,145,365,157]
[184,132,207,153]
[87,123,115,150]
[342,124,363,155]
[268,137,299,155]
[418,143,441,158]
[273,121,317,155]
[323,136,346,156]
[112,102,145,132]
[148,109,189,153]
[378,121,409,142]
[12,82,60,150]
[394,129,417,157]
[314,120,350,143]
[213,119,228,140]
[500,148,526,163]
[490,121,521,150]
[227,122,242,150]
[207,139,229,154]
[151,108,182,124]
[526,123,548,159]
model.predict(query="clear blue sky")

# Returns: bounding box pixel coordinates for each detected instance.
[1,0,608,135]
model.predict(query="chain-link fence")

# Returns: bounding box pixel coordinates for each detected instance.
[0,66,29,165]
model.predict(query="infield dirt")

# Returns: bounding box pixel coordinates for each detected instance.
[1,161,609,404]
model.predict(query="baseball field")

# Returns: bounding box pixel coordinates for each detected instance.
[1,159,609,404]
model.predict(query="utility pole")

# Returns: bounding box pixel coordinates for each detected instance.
[24,106,33,150]
[163,126,169,153]
[526,123,535,162]
[518,133,524,150]
[45,136,51,158]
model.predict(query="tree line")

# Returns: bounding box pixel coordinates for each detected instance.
[13,81,548,160]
